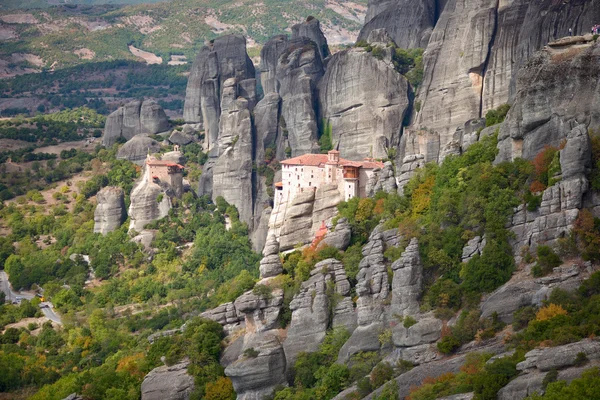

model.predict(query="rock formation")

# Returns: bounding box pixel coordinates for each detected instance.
[103,100,170,147]
[141,361,194,400]
[358,0,437,49]
[291,17,330,62]
[210,78,256,228]
[116,136,161,165]
[390,238,422,317]
[283,258,354,369]
[322,217,352,251]
[93,187,126,235]
[183,34,255,150]
[318,46,409,160]
[275,38,324,157]
[259,35,289,95]
[128,164,172,232]
[366,161,398,197]
[259,235,283,279]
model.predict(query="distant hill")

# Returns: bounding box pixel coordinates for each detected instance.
[0,0,367,74]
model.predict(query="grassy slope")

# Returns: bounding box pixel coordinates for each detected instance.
[0,0,366,69]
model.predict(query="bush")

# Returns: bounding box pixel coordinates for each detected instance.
[533,245,562,277]
[536,304,568,321]
[370,362,394,389]
[485,104,510,127]
[403,316,417,329]
[243,348,259,358]
[437,335,460,354]
[472,357,519,400]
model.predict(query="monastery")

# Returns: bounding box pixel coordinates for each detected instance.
[276,150,384,202]
[145,155,184,198]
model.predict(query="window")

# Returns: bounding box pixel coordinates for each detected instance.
[295,168,298,172]
[298,184,300,187]
[309,182,312,186]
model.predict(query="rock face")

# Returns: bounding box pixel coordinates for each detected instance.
[275,38,323,157]
[259,35,289,95]
[272,183,343,252]
[318,47,409,160]
[291,17,330,62]
[259,235,283,279]
[141,361,194,400]
[497,40,600,163]
[391,238,422,317]
[211,78,256,228]
[103,100,169,147]
[283,258,354,369]
[508,124,591,257]
[128,166,172,232]
[366,161,398,197]
[358,0,437,49]
[183,35,255,150]
[116,136,161,165]
[93,187,126,235]
[322,217,352,251]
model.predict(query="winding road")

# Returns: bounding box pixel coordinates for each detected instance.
[0,270,62,325]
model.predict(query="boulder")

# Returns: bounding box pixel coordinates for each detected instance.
[392,317,442,347]
[366,162,398,197]
[161,150,185,165]
[117,136,161,165]
[318,47,409,160]
[517,339,600,372]
[168,130,195,146]
[480,280,542,323]
[201,302,244,335]
[141,361,194,400]
[93,187,126,235]
[234,289,284,333]
[140,100,170,135]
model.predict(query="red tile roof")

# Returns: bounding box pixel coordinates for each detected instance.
[281,153,384,169]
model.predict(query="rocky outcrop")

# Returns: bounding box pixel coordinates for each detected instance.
[284,258,354,369]
[291,17,330,62]
[497,339,600,400]
[391,238,422,317]
[338,226,391,363]
[168,130,195,146]
[161,150,185,165]
[322,217,352,251]
[141,361,194,400]
[103,100,169,147]
[497,40,600,163]
[461,236,485,263]
[366,161,397,197]
[225,331,287,400]
[128,166,171,232]
[259,235,283,279]
[116,136,161,165]
[211,78,256,228]
[201,302,244,335]
[183,35,255,150]
[508,124,591,257]
[317,47,409,160]
[275,38,323,157]
[259,35,289,95]
[254,93,284,163]
[234,289,284,334]
[273,183,343,251]
[358,0,436,49]
[93,187,126,235]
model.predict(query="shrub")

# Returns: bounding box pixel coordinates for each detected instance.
[513,306,537,331]
[536,304,568,321]
[472,357,519,400]
[437,335,460,354]
[243,348,259,358]
[485,104,510,127]
[370,362,394,389]
[403,316,417,329]
[574,352,589,367]
[542,369,559,389]
[374,380,399,400]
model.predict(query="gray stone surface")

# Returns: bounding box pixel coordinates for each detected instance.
[392,317,441,347]
[259,35,289,95]
[322,217,352,251]
[211,79,255,228]
[275,37,323,156]
[117,136,161,165]
[358,0,436,49]
[259,235,283,279]
[366,161,398,197]
[284,258,353,369]
[391,238,422,317]
[183,34,255,149]
[234,289,284,334]
[93,186,126,235]
[291,17,330,62]
[201,302,244,335]
[141,361,194,400]
[318,47,409,160]
[103,100,169,147]
[168,130,195,146]
[128,166,172,232]
[225,331,287,400]
[480,280,542,324]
